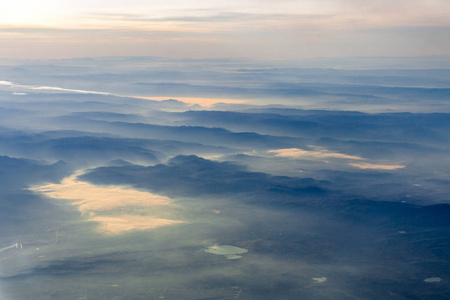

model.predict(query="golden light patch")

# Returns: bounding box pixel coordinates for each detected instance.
[268,148,363,160]
[33,173,171,213]
[89,214,185,234]
[31,171,186,234]
[131,96,248,107]
[348,163,405,170]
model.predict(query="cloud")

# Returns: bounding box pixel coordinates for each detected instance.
[135,96,248,107]
[0,0,449,59]
[127,12,254,23]
[88,214,185,235]
[268,147,406,172]
[31,171,186,234]
[268,147,363,160]
[33,172,172,212]
[0,80,110,95]
[87,10,450,36]
[348,162,405,170]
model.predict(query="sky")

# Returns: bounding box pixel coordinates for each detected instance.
[0,0,449,59]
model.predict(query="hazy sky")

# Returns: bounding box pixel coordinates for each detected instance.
[1,0,449,59]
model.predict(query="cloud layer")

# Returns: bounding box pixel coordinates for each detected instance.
[268,147,363,160]
[32,171,186,234]
[268,147,405,170]
[0,0,449,59]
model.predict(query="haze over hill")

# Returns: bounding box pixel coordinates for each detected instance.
[0,55,449,299]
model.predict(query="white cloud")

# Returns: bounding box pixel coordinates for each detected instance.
[269,147,406,171]
[268,147,364,160]
[348,162,405,170]
[0,0,448,59]
[0,80,110,95]
[30,171,186,234]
